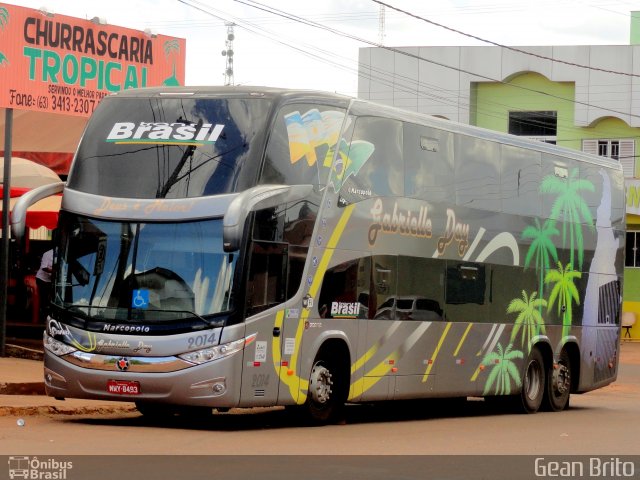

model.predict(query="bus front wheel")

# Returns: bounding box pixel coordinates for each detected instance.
[544,348,571,412]
[305,358,346,424]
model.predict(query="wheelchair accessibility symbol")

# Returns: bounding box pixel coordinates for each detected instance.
[132,289,149,309]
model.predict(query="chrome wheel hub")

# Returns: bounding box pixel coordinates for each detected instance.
[525,360,542,401]
[310,364,333,405]
[553,363,570,396]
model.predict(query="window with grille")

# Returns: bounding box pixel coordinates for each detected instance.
[583,138,635,178]
[508,111,557,144]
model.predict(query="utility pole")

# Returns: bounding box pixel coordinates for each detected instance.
[378,5,385,45]
[221,22,235,86]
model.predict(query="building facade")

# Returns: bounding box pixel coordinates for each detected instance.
[358,18,640,339]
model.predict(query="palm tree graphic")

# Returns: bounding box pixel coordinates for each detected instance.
[545,261,582,338]
[522,217,558,305]
[507,290,547,351]
[0,7,10,66]
[540,168,594,271]
[162,40,181,86]
[482,342,523,395]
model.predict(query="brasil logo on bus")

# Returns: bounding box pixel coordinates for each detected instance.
[106,121,224,146]
[330,301,361,319]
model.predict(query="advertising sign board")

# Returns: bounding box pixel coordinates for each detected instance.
[0,3,186,118]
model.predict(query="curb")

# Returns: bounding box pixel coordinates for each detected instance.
[0,404,138,417]
[0,382,45,395]
[6,344,44,361]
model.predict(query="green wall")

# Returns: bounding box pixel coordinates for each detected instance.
[631,11,640,45]
[474,72,640,176]
[624,268,640,302]
[474,72,575,144]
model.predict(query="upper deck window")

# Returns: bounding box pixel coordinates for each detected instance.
[68,96,273,199]
[261,104,347,187]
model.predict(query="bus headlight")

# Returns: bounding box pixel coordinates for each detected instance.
[44,333,78,356]
[179,337,246,365]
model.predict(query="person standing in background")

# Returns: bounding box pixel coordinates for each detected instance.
[36,249,53,323]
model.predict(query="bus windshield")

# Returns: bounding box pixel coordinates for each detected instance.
[53,212,236,322]
[67,96,273,199]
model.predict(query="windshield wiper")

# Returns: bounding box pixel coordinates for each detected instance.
[156,119,204,198]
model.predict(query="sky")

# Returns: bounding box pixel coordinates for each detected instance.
[8,0,639,96]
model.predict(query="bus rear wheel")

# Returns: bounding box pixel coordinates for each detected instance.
[305,358,345,424]
[517,347,545,414]
[544,349,571,412]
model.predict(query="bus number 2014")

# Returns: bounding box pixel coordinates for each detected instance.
[187,333,217,349]
[252,374,269,388]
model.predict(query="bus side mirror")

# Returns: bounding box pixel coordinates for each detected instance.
[223,184,313,252]
[11,182,65,240]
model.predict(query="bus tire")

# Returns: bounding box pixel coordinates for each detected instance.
[517,347,545,414]
[543,348,572,412]
[305,356,347,424]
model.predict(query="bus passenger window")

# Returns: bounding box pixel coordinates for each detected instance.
[246,242,287,316]
[446,263,486,304]
[339,117,403,205]
[252,207,282,242]
[317,258,371,319]
[283,199,318,248]
[404,124,454,204]
[445,261,490,323]
[371,255,398,320]
[501,144,541,217]
[396,256,445,321]
[455,135,500,211]
[262,104,347,188]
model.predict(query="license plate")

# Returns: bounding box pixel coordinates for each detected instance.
[107,380,141,395]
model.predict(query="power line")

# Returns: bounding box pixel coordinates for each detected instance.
[176,0,640,140]
[372,0,640,78]
[236,0,640,121]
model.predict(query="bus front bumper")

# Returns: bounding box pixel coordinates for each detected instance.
[43,350,243,408]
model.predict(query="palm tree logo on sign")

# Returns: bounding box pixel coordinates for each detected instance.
[162,40,181,86]
[0,7,9,66]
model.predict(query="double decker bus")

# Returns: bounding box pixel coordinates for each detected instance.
[12,86,624,422]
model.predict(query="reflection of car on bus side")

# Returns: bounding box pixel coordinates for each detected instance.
[374,296,443,321]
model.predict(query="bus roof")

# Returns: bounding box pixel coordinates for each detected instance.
[108,85,353,103]
[107,86,621,172]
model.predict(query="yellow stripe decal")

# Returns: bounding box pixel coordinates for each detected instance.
[470,365,482,382]
[351,321,401,375]
[309,205,355,298]
[351,343,379,375]
[350,352,398,399]
[422,323,452,382]
[453,323,473,357]
[272,205,355,404]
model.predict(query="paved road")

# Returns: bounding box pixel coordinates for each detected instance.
[2,343,639,456]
